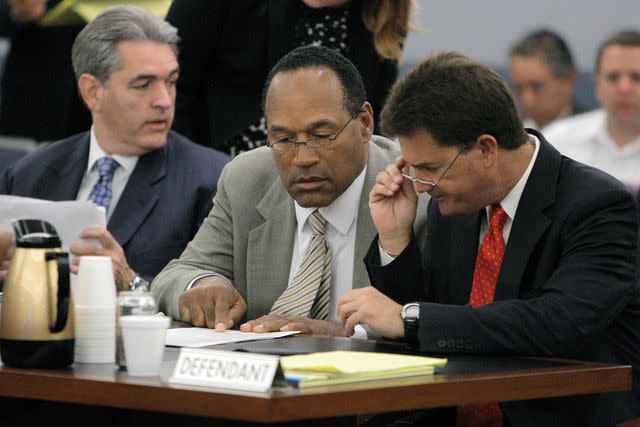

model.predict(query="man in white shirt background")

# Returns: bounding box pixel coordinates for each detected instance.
[545,29,640,194]
[509,29,588,134]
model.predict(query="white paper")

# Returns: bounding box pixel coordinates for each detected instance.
[165,328,299,348]
[0,195,106,251]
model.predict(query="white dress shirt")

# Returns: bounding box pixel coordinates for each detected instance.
[544,109,640,195]
[291,166,366,322]
[478,134,539,245]
[76,127,139,220]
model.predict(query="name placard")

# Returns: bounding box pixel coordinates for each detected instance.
[169,348,282,393]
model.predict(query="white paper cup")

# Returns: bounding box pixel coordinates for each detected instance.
[75,256,117,307]
[120,315,170,376]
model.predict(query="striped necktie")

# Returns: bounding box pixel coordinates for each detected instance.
[87,156,120,212]
[270,210,332,320]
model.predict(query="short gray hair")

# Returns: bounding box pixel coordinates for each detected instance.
[71,5,179,83]
[510,29,575,78]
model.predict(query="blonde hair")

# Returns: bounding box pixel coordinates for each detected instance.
[362,0,416,63]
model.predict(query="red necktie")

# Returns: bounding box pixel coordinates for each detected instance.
[457,204,508,427]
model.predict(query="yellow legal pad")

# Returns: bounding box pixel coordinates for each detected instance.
[40,0,172,26]
[280,351,447,388]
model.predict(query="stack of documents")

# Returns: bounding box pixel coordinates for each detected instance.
[280,351,447,388]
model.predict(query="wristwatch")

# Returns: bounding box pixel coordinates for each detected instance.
[128,275,150,292]
[401,302,420,346]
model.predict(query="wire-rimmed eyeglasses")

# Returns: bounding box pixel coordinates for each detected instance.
[267,109,364,151]
[401,143,467,188]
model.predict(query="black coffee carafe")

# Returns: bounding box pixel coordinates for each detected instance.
[0,219,74,368]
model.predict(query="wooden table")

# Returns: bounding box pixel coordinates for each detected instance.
[0,336,631,424]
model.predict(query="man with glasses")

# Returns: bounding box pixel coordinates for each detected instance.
[508,29,587,133]
[152,45,427,335]
[338,51,640,425]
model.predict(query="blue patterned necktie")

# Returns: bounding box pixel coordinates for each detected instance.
[88,156,120,212]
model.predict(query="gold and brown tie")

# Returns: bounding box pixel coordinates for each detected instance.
[270,210,332,320]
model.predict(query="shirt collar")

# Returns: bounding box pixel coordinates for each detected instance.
[87,126,139,173]
[294,165,367,236]
[595,115,640,155]
[489,134,540,221]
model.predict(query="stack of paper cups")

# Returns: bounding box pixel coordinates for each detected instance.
[74,256,117,364]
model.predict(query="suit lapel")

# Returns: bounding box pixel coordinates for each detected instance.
[108,146,165,247]
[246,177,296,319]
[352,142,387,288]
[40,134,89,201]
[494,134,558,301]
[449,212,483,304]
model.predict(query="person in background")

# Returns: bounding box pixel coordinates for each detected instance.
[509,29,587,133]
[152,45,427,335]
[0,6,229,291]
[0,0,90,141]
[166,0,414,155]
[545,30,640,196]
[338,50,640,425]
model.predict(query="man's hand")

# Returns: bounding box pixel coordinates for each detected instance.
[240,314,346,336]
[369,156,418,255]
[338,286,404,338]
[179,276,246,331]
[69,227,135,291]
[8,0,47,22]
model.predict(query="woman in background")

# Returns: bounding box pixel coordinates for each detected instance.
[167,0,414,155]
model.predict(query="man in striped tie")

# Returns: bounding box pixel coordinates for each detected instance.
[152,45,428,337]
[338,51,640,425]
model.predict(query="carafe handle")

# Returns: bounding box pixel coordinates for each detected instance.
[45,252,70,333]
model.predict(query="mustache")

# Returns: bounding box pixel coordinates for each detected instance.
[291,175,326,183]
[289,168,327,183]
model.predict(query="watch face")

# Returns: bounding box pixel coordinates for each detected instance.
[403,303,420,319]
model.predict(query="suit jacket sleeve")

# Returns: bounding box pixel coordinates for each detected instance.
[151,162,235,319]
[365,236,429,304]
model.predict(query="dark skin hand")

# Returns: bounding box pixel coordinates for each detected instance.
[240,314,347,336]
[179,276,247,331]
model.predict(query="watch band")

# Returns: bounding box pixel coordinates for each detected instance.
[402,302,420,347]
[403,317,419,346]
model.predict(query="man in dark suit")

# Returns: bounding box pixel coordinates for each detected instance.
[0,6,229,291]
[338,51,640,425]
